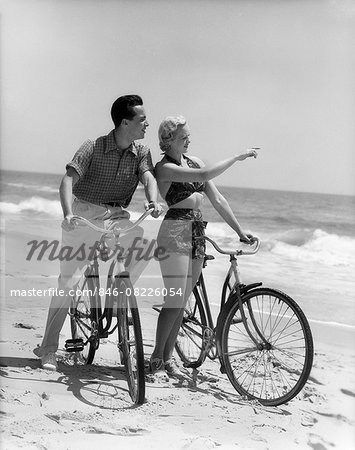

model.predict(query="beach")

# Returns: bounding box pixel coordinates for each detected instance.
[1,249,354,450]
[1,170,355,449]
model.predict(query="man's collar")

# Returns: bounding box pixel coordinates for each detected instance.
[105,130,137,155]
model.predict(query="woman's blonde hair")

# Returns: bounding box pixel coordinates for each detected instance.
[158,115,187,152]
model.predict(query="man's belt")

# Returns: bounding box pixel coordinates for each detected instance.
[105,202,122,208]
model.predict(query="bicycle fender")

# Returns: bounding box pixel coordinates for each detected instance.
[240,282,262,296]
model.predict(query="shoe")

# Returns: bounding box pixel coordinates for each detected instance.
[41,352,58,371]
[165,358,184,379]
[150,357,169,382]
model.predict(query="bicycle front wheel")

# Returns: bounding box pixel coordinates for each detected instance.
[220,288,313,406]
[116,275,145,405]
[175,286,207,368]
[70,272,98,364]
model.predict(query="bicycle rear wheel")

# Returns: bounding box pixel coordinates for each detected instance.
[175,286,207,368]
[116,275,145,405]
[70,272,98,364]
[220,288,313,406]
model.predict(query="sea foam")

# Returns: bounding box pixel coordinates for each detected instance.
[266,229,355,268]
[0,197,62,217]
[206,222,355,268]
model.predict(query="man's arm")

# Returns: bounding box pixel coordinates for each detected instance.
[59,167,79,231]
[141,170,163,218]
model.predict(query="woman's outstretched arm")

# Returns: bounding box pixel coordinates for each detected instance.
[155,149,258,183]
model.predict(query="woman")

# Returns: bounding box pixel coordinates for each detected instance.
[151,115,258,380]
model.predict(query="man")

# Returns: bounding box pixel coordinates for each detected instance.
[34,95,162,370]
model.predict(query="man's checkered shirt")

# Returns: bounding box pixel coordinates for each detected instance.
[66,130,154,208]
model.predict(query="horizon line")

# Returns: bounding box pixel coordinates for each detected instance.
[1,167,354,198]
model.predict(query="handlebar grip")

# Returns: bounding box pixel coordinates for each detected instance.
[239,237,261,255]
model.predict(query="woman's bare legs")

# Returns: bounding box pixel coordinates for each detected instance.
[151,252,191,362]
[162,257,203,362]
[151,250,204,368]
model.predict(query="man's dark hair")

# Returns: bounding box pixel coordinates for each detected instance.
[111,95,143,128]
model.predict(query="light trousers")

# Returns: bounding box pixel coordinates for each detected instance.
[38,199,151,355]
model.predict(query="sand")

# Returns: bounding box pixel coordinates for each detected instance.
[1,230,355,450]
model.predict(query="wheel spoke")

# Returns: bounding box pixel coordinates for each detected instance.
[224,346,258,357]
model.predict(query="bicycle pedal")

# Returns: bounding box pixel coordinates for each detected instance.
[65,338,84,352]
[183,362,200,369]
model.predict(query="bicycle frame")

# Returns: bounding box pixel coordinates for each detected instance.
[189,236,262,367]
[84,252,126,339]
[194,272,214,329]
[71,208,153,342]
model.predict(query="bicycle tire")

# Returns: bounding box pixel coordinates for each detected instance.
[175,286,208,368]
[70,272,98,364]
[116,275,145,405]
[219,287,313,406]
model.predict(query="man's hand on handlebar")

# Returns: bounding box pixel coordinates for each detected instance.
[145,201,163,218]
[61,214,76,232]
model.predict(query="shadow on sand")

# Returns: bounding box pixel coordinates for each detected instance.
[0,355,139,410]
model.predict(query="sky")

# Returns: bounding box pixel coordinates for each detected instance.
[1,0,354,195]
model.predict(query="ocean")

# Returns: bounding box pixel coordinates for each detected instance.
[1,169,355,329]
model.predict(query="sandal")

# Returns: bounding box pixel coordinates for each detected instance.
[165,358,185,379]
[150,357,169,382]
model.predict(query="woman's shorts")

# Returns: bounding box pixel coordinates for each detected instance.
[157,208,206,260]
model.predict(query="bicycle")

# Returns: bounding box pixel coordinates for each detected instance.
[174,235,314,406]
[65,208,153,405]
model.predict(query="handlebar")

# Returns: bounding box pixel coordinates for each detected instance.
[71,207,154,237]
[195,235,261,256]
[71,209,260,256]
